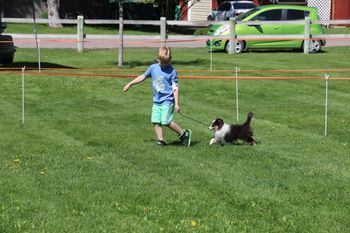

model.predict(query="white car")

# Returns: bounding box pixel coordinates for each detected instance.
[208,1,257,21]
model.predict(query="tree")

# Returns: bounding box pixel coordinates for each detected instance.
[157,0,201,20]
[47,0,62,27]
[109,0,127,67]
[157,0,175,19]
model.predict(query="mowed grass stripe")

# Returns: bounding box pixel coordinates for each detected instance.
[1,47,350,232]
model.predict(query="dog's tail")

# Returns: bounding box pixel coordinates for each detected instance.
[246,112,254,125]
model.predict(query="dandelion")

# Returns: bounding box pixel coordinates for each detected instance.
[40,168,48,175]
[11,159,21,169]
[13,159,20,164]
[191,219,198,227]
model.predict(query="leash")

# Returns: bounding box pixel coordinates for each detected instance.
[178,111,208,127]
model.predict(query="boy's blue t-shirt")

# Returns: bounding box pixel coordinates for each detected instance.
[144,63,178,104]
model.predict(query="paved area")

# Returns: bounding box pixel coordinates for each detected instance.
[6,33,350,49]
[7,34,208,49]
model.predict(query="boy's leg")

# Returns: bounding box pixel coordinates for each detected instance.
[154,123,164,141]
[166,122,183,135]
[152,104,166,145]
[154,123,167,146]
[166,122,192,147]
[157,103,191,146]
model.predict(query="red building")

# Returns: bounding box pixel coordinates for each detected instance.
[332,0,350,20]
[180,0,350,21]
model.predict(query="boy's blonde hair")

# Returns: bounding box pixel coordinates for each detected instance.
[157,46,172,67]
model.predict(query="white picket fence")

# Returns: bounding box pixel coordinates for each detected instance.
[3,16,350,54]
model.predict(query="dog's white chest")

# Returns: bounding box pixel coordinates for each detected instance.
[214,124,230,143]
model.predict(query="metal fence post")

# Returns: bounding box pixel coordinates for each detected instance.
[235,67,240,121]
[77,15,84,52]
[303,16,310,54]
[229,17,236,54]
[324,73,330,136]
[160,17,167,46]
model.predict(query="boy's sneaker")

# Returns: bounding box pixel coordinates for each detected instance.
[179,129,192,147]
[156,140,167,146]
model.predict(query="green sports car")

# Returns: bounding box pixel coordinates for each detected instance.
[207,5,326,53]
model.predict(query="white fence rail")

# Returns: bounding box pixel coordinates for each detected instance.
[3,17,350,54]
[3,17,350,26]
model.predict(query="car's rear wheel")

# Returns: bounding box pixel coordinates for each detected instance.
[301,40,322,53]
[225,40,245,54]
[309,40,322,53]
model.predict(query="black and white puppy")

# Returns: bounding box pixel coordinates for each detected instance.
[208,112,256,145]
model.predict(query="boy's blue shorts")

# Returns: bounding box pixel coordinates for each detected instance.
[151,103,174,125]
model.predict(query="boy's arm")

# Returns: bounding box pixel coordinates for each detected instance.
[123,74,146,92]
[172,70,180,112]
[174,87,180,113]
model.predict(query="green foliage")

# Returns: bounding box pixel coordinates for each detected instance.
[1,47,350,232]
[194,27,209,35]
[109,0,146,3]
[6,23,186,35]
[39,10,49,19]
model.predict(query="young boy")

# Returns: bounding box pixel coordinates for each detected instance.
[123,46,191,146]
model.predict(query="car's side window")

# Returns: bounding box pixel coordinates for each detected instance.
[286,10,309,20]
[253,9,282,21]
[234,3,256,10]
[218,3,231,11]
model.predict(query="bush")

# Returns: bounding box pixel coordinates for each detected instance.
[194,27,209,35]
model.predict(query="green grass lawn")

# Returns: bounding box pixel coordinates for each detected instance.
[5,23,196,35]
[6,22,350,35]
[325,27,350,34]
[1,47,350,232]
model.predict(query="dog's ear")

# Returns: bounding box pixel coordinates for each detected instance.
[213,118,224,128]
[217,118,224,125]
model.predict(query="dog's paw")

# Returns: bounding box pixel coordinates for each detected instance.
[209,138,216,145]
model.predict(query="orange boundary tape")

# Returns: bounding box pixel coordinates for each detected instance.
[1,36,350,45]
[1,67,350,73]
[1,70,349,80]
[179,75,350,80]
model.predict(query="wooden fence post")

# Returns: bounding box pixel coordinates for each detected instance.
[160,17,167,46]
[118,16,124,67]
[303,16,310,54]
[229,17,236,54]
[77,15,84,52]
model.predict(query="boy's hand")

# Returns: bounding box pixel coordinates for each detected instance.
[175,104,180,113]
[123,84,130,92]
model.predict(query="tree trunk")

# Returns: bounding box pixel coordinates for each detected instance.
[47,0,62,28]
[159,0,174,19]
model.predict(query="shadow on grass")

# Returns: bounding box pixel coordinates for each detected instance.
[1,62,75,69]
[167,140,201,147]
[208,49,328,54]
[166,140,258,147]
[244,49,328,54]
[125,25,198,35]
[122,59,209,68]
[143,139,201,147]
